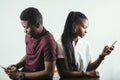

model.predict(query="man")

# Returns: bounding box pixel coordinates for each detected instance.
[5,7,56,80]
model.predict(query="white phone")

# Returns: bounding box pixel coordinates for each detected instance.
[111,40,117,47]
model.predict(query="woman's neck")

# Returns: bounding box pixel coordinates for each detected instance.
[73,37,78,45]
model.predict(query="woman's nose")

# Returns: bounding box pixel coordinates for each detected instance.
[85,30,87,33]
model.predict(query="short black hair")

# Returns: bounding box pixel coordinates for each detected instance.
[20,7,43,26]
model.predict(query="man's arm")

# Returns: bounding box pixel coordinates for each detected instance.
[15,55,27,69]
[5,55,27,78]
[6,61,56,80]
[5,55,26,71]
[24,61,55,79]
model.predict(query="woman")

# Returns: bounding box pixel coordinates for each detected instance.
[56,11,114,78]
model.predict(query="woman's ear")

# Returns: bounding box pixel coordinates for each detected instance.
[72,23,78,33]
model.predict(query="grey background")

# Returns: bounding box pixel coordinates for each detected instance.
[0,0,120,80]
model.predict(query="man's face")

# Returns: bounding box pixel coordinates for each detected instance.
[21,21,37,38]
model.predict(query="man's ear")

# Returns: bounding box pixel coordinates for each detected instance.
[35,23,40,28]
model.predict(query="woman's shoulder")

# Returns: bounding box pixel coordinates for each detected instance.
[56,38,62,46]
[56,38,65,58]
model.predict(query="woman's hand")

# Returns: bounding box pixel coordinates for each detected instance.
[85,70,99,78]
[101,45,114,57]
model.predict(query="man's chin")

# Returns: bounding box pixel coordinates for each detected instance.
[27,34,33,38]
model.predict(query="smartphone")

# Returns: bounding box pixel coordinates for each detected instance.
[0,65,6,70]
[111,40,117,47]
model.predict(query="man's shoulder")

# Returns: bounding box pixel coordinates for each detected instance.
[41,31,56,44]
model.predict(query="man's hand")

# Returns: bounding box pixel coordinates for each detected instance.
[7,71,20,79]
[5,64,18,74]
[4,64,19,79]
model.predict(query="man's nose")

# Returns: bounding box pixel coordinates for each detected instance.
[24,29,27,33]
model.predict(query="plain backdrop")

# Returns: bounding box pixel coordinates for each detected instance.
[0,0,120,80]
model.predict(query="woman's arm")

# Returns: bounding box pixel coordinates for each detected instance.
[87,45,114,71]
[86,55,104,71]
[56,58,84,78]
[56,58,99,78]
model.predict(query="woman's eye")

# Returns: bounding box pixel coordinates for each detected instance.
[84,26,88,29]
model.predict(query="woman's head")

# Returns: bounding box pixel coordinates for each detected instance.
[62,11,88,39]
[61,11,88,70]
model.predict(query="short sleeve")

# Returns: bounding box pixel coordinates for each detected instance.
[43,37,57,61]
[56,39,64,58]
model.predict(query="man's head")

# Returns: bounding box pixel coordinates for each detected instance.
[20,7,43,26]
[20,7,43,38]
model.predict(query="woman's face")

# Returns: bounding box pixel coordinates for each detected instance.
[73,19,89,38]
